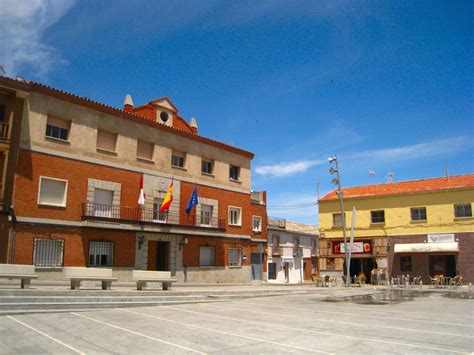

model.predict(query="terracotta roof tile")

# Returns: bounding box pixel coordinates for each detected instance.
[319,174,474,201]
[0,76,254,158]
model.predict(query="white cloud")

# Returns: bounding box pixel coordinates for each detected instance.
[0,0,75,77]
[255,159,325,177]
[348,136,471,161]
[256,136,471,178]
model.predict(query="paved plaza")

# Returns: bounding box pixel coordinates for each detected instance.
[0,288,472,354]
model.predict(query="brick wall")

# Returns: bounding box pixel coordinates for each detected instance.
[182,235,259,268]
[13,224,135,267]
[180,180,254,236]
[14,149,141,221]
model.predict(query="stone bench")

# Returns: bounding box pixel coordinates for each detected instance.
[133,270,177,290]
[0,264,39,289]
[63,267,117,290]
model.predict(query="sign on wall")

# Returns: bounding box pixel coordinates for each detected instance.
[427,234,455,243]
[333,241,372,254]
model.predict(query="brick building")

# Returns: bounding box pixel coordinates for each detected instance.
[318,174,474,283]
[0,76,267,282]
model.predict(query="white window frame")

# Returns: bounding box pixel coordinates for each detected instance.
[37,176,68,207]
[228,248,242,267]
[153,198,168,223]
[228,206,242,226]
[200,204,213,226]
[252,215,262,232]
[332,213,345,227]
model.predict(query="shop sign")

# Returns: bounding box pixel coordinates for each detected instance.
[427,234,454,243]
[333,241,372,254]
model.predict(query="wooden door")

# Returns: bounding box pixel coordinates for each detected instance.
[147,241,158,270]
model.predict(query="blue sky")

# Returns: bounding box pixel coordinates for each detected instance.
[1,0,472,224]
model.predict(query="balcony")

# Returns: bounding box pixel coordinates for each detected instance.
[82,202,226,230]
[0,122,9,140]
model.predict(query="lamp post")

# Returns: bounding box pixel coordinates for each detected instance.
[328,155,350,287]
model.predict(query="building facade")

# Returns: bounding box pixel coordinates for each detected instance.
[318,175,474,283]
[0,76,267,282]
[267,219,319,283]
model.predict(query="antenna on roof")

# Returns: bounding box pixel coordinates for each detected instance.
[369,170,376,179]
[445,164,449,179]
[387,172,394,183]
[316,178,320,200]
[0,65,5,76]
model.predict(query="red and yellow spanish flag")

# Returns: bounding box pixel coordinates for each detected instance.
[159,178,173,212]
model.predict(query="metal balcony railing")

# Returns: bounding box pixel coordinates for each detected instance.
[82,202,226,230]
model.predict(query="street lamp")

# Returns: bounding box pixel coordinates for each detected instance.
[328,155,350,287]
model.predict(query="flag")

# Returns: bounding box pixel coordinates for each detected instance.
[138,173,146,205]
[159,178,173,212]
[185,185,199,215]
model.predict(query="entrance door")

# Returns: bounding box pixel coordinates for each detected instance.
[251,253,263,280]
[429,255,456,278]
[284,262,290,283]
[147,241,170,271]
[349,258,375,283]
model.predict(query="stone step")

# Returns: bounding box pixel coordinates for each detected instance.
[0,299,225,315]
[0,294,211,303]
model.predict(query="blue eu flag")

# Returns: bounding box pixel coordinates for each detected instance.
[185,185,199,215]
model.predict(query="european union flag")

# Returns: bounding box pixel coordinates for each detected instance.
[185,185,199,215]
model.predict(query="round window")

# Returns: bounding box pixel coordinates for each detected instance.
[160,111,169,123]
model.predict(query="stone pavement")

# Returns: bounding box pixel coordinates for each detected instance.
[0,285,472,354]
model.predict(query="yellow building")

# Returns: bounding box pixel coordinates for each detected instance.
[318,174,474,284]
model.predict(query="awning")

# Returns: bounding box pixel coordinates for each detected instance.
[281,256,294,263]
[394,242,459,253]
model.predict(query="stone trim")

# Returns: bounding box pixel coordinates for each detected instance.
[87,178,121,206]
[196,197,218,225]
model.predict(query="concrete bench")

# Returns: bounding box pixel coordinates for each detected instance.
[63,267,117,290]
[132,270,177,290]
[0,264,39,289]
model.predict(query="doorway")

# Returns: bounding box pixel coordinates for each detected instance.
[147,241,170,271]
[283,262,290,283]
[429,254,456,278]
[348,258,376,283]
[251,253,263,280]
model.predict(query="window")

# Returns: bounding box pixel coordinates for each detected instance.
[332,213,345,227]
[252,216,262,232]
[88,241,114,267]
[38,177,68,207]
[228,248,241,266]
[97,129,117,152]
[229,206,242,226]
[411,207,427,221]
[171,151,185,168]
[229,165,240,181]
[272,235,280,255]
[201,159,213,174]
[311,239,318,256]
[371,210,385,224]
[137,140,154,161]
[93,188,114,218]
[153,198,168,223]
[199,246,215,266]
[200,204,213,226]
[268,262,277,279]
[45,116,69,141]
[400,256,412,272]
[293,236,300,254]
[33,238,64,267]
[454,204,472,218]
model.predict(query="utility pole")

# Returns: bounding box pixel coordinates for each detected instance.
[329,155,350,287]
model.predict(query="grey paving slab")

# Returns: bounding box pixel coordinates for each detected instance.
[0,289,472,354]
